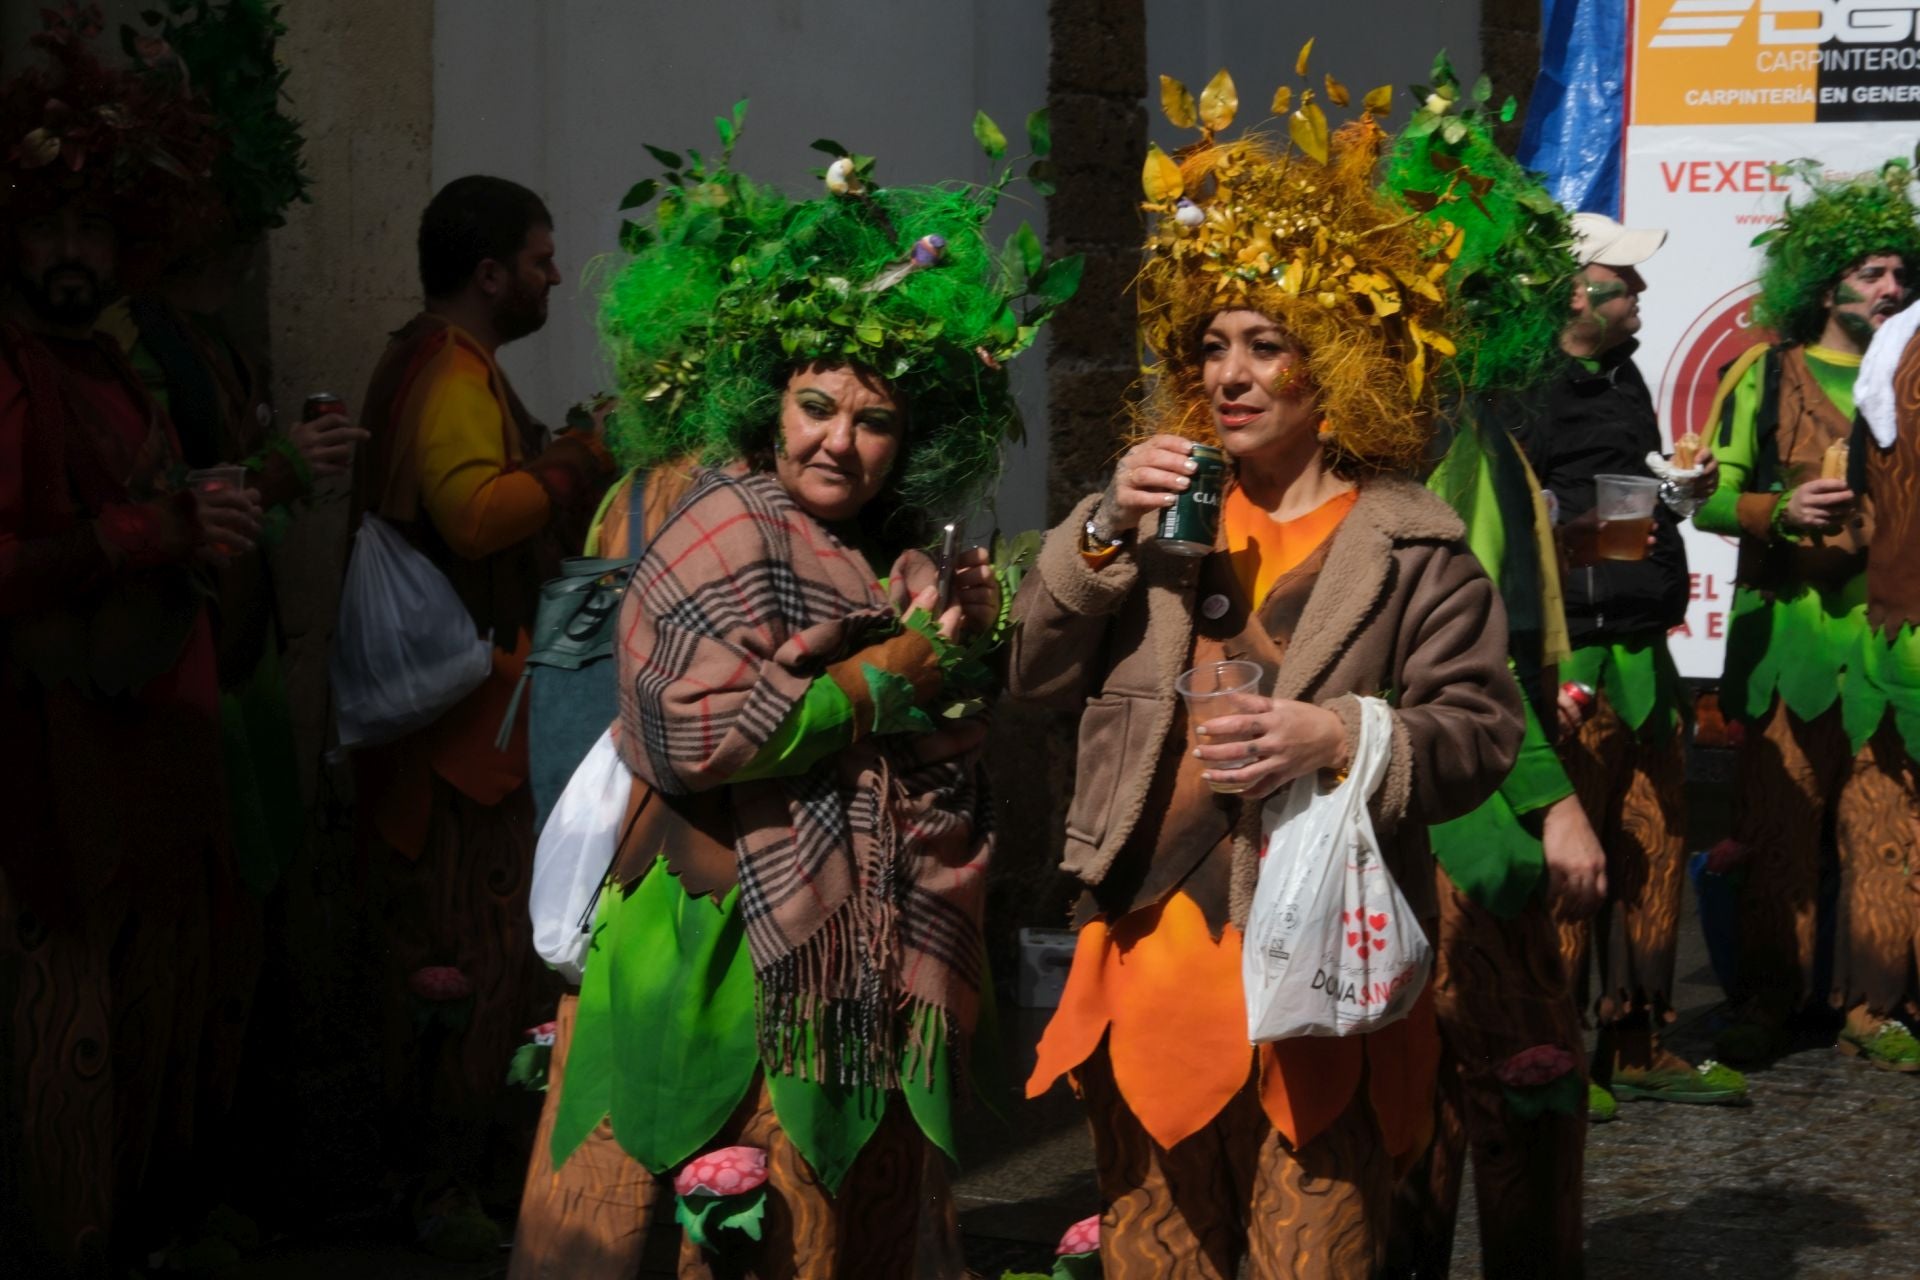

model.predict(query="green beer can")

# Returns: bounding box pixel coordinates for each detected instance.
[1157,443,1227,556]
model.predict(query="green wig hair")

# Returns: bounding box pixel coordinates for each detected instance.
[1752,158,1920,346]
[1379,55,1579,396]
[600,104,1078,524]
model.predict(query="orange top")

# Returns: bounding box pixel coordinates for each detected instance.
[1223,484,1358,607]
[1030,485,1437,1165]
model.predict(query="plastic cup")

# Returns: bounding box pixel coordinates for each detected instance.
[186,464,249,495]
[1175,658,1265,794]
[187,465,250,555]
[1593,474,1660,562]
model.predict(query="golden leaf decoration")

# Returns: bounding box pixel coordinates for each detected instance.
[1199,68,1239,134]
[1159,75,1197,129]
[1324,74,1350,108]
[1289,101,1330,164]
[1142,144,1184,204]
[1270,85,1293,116]
[1295,38,1314,77]
[1363,83,1393,116]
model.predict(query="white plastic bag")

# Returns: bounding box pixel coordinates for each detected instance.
[1242,696,1432,1040]
[330,515,493,748]
[530,726,630,982]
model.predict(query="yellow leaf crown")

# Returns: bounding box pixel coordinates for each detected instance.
[1134,48,1459,473]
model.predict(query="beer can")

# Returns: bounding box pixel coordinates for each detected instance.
[302,392,346,423]
[1156,443,1227,556]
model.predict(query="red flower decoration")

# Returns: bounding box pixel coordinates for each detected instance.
[406,965,472,1002]
[1494,1044,1577,1089]
[527,1020,559,1045]
[675,1146,769,1199]
[1056,1214,1100,1256]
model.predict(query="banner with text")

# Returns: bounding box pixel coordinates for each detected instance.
[1625,0,1920,677]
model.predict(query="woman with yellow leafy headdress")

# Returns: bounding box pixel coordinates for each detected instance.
[1007,55,1523,1277]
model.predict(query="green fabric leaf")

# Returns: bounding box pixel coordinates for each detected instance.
[1012,223,1044,279]
[1430,789,1546,920]
[550,892,619,1166]
[764,1072,887,1194]
[1054,1255,1102,1280]
[605,862,759,1172]
[864,663,935,736]
[1033,253,1084,306]
[900,1006,957,1161]
[1501,1070,1583,1121]
[675,1188,767,1252]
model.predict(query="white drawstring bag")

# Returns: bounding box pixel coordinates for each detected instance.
[1242,696,1431,1041]
[331,515,493,748]
[530,726,630,982]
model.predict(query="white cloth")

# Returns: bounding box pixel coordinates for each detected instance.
[1856,301,1920,448]
[530,727,630,982]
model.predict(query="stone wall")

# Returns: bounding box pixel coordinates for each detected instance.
[1482,0,1543,151]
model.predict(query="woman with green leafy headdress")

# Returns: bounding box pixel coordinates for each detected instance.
[1694,157,1920,1073]
[1380,57,1600,1277]
[510,106,1075,1278]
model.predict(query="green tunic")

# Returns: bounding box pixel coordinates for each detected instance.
[1695,345,1874,745]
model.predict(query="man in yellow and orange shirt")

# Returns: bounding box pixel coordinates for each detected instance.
[351,175,615,1255]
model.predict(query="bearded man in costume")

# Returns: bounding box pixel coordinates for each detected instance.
[510,111,1073,1278]
[1378,67,1603,1276]
[0,10,263,1272]
[1697,158,1920,1072]
[348,174,616,1256]
[1011,64,1523,1278]
[1513,212,1745,1114]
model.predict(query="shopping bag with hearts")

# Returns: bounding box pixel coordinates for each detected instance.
[1242,695,1432,1040]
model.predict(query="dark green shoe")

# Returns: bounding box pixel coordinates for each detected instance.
[1587,1082,1617,1123]
[1837,1019,1920,1073]
[1611,1058,1748,1105]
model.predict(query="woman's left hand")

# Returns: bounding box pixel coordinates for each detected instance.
[1191,697,1352,800]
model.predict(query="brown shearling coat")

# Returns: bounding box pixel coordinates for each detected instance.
[1008,476,1525,927]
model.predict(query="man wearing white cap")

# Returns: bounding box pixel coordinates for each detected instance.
[1515,212,1749,1119]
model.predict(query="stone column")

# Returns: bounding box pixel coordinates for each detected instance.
[1481,0,1541,152]
[978,0,1147,987]
[267,0,435,797]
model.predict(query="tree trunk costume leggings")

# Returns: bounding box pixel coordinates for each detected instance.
[1556,696,1688,1028]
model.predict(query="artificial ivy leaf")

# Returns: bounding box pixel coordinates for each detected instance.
[1431,49,1454,84]
[1472,72,1493,103]
[619,221,654,253]
[810,138,848,157]
[1026,159,1057,196]
[1324,73,1350,108]
[644,144,682,169]
[1013,222,1044,278]
[855,319,885,347]
[864,665,934,735]
[1199,68,1238,132]
[619,179,658,210]
[1026,107,1051,157]
[1405,113,1441,139]
[732,98,749,124]
[1159,74,1197,129]
[1363,83,1393,116]
[1500,95,1518,123]
[1142,144,1183,203]
[1296,38,1314,77]
[1271,85,1293,116]
[1289,102,1329,164]
[973,110,1008,159]
[1441,116,1467,144]
[1034,253,1084,305]
[714,116,735,149]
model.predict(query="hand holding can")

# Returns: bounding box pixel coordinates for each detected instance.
[290,392,368,478]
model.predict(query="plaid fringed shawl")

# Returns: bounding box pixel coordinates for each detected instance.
[614,465,989,1087]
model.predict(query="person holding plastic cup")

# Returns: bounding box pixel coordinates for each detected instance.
[1007,68,1524,1277]
[1512,212,1746,1114]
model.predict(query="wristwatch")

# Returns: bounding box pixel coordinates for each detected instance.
[1083,516,1128,554]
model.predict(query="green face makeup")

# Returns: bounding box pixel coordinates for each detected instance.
[1583,278,1630,307]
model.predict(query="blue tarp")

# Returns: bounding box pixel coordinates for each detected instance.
[1517,0,1627,216]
